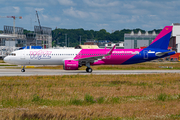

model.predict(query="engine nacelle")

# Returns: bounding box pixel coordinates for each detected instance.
[63,60,79,70]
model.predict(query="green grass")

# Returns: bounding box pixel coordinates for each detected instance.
[168,114,180,119]
[157,93,168,101]
[84,93,96,104]
[2,94,180,108]
[110,97,120,104]
[0,65,17,66]
[70,98,83,106]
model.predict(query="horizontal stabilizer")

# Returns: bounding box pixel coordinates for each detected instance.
[156,51,175,57]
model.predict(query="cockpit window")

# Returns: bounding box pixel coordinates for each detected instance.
[9,53,16,56]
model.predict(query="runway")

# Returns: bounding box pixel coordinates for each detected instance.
[0,69,180,76]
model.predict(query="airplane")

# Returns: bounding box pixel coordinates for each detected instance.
[3,26,175,73]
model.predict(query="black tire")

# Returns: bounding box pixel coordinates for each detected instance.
[86,68,92,73]
[21,69,25,72]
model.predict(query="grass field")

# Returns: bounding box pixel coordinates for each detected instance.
[0,73,180,119]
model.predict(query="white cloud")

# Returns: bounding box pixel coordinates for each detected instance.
[53,17,61,22]
[35,8,45,12]
[89,12,102,20]
[42,14,48,19]
[0,6,20,14]
[63,7,89,18]
[123,4,135,9]
[13,7,20,13]
[41,14,61,22]
[110,14,141,25]
[1,0,180,32]
[58,0,76,6]
[84,0,120,7]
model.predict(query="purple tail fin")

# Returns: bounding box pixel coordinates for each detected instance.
[146,26,173,50]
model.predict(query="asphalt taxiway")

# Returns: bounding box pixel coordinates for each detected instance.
[0,69,180,76]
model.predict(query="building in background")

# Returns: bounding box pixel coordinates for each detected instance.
[105,42,124,49]
[171,23,180,52]
[0,34,19,58]
[0,25,52,48]
[97,40,111,48]
[34,26,52,48]
[84,40,98,45]
[0,25,52,58]
[124,31,157,49]
[3,25,26,47]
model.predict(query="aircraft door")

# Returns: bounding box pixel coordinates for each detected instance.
[143,50,148,59]
[20,49,25,60]
[20,50,31,65]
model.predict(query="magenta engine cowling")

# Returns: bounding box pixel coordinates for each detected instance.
[63,60,79,70]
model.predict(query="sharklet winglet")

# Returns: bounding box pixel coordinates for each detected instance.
[106,45,116,56]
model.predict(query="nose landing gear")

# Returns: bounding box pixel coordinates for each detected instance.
[21,66,25,72]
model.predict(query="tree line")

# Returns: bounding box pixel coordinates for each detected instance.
[22,28,162,47]
[52,28,162,47]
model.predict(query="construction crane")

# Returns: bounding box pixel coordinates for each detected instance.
[35,11,43,34]
[36,11,45,48]
[0,16,22,36]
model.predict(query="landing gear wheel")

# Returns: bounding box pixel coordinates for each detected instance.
[21,69,25,72]
[21,65,25,72]
[86,67,92,73]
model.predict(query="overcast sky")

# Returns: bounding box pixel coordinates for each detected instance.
[0,0,180,32]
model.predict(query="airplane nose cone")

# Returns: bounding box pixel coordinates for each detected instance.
[3,56,8,63]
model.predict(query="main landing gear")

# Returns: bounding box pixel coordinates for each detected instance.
[21,66,25,72]
[86,67,92,73]
[86,62,93,73]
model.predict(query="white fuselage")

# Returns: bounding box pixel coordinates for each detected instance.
[4,49,81,65]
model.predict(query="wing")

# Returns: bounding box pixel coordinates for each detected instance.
[74,45,116,63]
